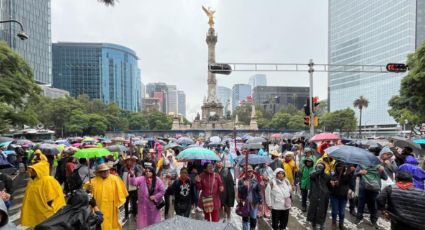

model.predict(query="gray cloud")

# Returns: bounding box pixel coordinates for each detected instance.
[52,0,328,120]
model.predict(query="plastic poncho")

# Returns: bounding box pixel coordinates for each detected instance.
[21,151,66,228]
[87,174,128,230]
[282,159,298,186]
[316,153,335,174]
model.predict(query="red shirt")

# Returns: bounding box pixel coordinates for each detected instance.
[65,162,76,177]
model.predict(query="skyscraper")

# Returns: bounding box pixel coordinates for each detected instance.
[328,0,425,132]
[0,0,52,84]
[232,84,251,111]
[52,42,141,112]
[217,86,232,113]
[249,74,267,90]
[167,85,178,114]
[177,90,186,117]
[253,86,309,113]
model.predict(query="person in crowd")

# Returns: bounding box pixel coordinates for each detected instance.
[238,165,262,230]
[195,163,224,222]
[316,153,335,174]
[129,166,165,229]
[158,151,179,219]
[21,150,66,228]
[282,151,298,188]
[140,149,157,170]
[307,162,331,230]
[301,147,317,164]
[255,162,274,218]
[153,141,163,161]
[394,146,414,166]
[354,165,387,229]
[0,171,13,210]
[379,147,398,181]
[269,150,282,171]
[265,168,292,230]
[221,149,235,179]
[329,162,354,230]
[119,155,142,220]
[85,163,128,230]
[0,198,16,230]
[77,158,94,185]
[399,155,425,190]
[215,160,235,222]
[169,167,195,217]
[300,157,315,212]
[378,171,425,230]
[317,141,330,156]
[34,189,103,230]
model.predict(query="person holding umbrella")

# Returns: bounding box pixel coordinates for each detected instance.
[379,147,398,181]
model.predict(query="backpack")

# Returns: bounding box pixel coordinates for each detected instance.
[55,158,67,184]
[67,166,84,192]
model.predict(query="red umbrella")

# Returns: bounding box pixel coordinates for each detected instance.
[271,133,282,139]
[311,133,340,142]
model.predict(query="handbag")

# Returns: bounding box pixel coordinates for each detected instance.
[146,178,165,210]
[202,173,216,213]
[155,198,166,210]
[236,201,250,217]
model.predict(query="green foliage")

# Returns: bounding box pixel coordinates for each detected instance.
[389,41,425,124]
[320,108,357,133]
[233,104,252,125]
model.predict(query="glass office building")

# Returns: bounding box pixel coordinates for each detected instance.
[177,90,186,117]
[253,86,309,113]
[232,84,251,111]
[328,0,425,130]
[52,42,141,112]
[0,0,51,84]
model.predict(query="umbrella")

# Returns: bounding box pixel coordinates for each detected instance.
[34,143,60,156]
[184,144,199,149]
[208,141,222,147]
[43,140,56,144]
[242,134,253,141]
[144,215,237,230]
[236,154,272,165]
[293,131,310,139]
[176,147,220,161]
[246,137,267,143]
[0,137,13,143]
[72,143,82,148]
[390,136,425,155]
[55,139,71,146]
[414,139,425,144]
[73,148,111,159]
[177,137,194,145]
[210,136,221,143]
[112,137,126,142]
[157,140,167,145]
[325,145,380,167]
[164,142,182,150]
[311,133,340,142]
[271,133,282,139]
[0,141,12,149]
[105,145,128,153]
[82,137,96,142]
[242,143,263,150]
[281,133,294,140]
[13,139,33,147]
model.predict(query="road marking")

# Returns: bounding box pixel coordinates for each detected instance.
[9,203,22,212]
[9,210,21,223]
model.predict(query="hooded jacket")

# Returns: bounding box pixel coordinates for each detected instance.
[265,168,292,210]
[379,147,398,180]
[300,157,315,190]
[0,199,16,230]
[399,156,425,190]
[316,153,335,174]
[21,152,66,227]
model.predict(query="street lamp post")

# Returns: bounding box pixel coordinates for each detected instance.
[0,19,29,40]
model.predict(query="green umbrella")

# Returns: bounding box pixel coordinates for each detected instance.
[73,148,111,159]
[176,147,220,161]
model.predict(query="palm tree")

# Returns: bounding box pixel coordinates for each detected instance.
[97,0,115,6]
[353,96,369,138]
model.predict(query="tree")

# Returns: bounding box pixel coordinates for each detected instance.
[233,104,253,125]
[287,111,306,130]
[389,41,425,126]
[269,112,291,130]
[320,108,357,135]
[353,96,369,137]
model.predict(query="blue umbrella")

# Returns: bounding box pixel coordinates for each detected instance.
[414,139,425,144]
[176,147,220,161]
[177,137,194,145]
[325,145,380,167]
[55,139,70,146]
[236,154,272,165]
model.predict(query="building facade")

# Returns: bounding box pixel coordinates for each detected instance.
[39,85,69,98]
[217,86,232,114]
[328,0,425,133]
[167,85,178,114]
[249,74,267,90]
[52,42,141,112]
[177,90,186,117]
[0,0,51,84]
[253,86,309,113]
[232,84,251,111]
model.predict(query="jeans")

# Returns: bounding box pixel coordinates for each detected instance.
[271,209,289,230]
[356,189,379,223]
[124,190,138,217]
[242,207,258,230]
[330,195,347,224]
[301,188,309,209]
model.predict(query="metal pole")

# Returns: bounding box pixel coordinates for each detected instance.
[308,59,315,136]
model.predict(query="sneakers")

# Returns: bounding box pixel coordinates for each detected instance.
[349,209,357,216]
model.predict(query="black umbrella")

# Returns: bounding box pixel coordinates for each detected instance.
[389,136,425,155]
[325,145,380,167]
[34,143,60,156]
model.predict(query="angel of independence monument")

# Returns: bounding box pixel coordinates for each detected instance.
[173,6,257,131]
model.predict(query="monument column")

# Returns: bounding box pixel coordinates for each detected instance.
[206,28,218,103]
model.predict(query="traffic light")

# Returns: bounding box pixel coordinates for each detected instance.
[304,116,310,126]
[304,99,310,116]
[314,116,319,127]
[386,63,408,73]
[312,97,319,112]
[209,63,232,75]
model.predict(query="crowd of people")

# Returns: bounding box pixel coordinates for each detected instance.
[0,135,424,230]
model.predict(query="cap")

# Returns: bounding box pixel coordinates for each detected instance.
[96,163,110,172]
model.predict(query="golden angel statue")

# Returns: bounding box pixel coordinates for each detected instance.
[202,5,215,28]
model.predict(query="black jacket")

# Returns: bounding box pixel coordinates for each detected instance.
[215,167,235,207]
[307,171,331,225]
[378,184,425,230]
[169,179,195,211]
[329,168,353,198]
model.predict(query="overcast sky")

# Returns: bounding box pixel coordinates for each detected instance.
[52,0,328,120]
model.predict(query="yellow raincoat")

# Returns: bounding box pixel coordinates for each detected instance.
[88,174,128,230]
[316,153,336,174]
[21,151,66,227]
[282,159,299,186]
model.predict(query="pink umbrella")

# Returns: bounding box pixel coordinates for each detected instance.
[72,143,81,147]
[311,133,340,142]
[271,133,282,139]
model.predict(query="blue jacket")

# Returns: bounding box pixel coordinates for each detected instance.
[399,156,425,190]
[238,176,262,205]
